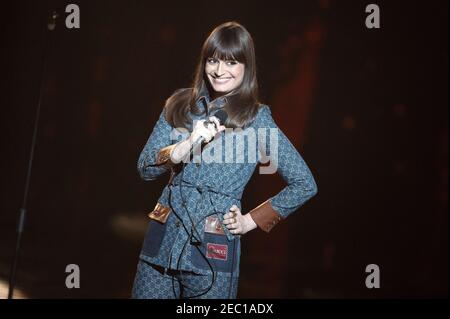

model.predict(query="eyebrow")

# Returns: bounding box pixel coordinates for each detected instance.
[208,57,238,62]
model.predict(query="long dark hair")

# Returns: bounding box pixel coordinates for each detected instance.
[165,21,260,129]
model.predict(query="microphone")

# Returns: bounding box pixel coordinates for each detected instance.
[188,110,228,162]
[144,110,228,169]
[193,109,228,146]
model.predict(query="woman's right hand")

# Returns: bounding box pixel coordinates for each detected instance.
[171,116,225,163]
[190,116,224,144]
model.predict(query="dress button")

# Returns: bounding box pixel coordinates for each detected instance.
[175,220,181,227]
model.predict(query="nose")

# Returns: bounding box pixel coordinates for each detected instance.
[214,61,225,77]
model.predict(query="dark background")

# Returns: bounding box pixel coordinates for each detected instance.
[0,0,448,298]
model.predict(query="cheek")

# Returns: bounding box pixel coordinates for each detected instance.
[235,66,245,84]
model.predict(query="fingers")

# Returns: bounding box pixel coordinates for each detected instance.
[229,227,242,235]
[222,215,236,224]
[208,116,228,136]
[209,116,221,130]
[223,212,234,220]
[221,205,243,234]
[223,208,240,221]
[196,119,219,142]
[193,117,224,144]
[207,117,223,139]
[229,205,239,212]
[227,222,239,229]
[194,120,214,142]
[224,218,242,234]
[223,212,237,225]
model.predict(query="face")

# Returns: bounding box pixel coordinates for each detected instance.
[205,57,245,97]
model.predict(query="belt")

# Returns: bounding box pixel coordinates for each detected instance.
[148,180,240,241]
[150,262,195,277]
[170,180,240,241]
[171,180,240,201]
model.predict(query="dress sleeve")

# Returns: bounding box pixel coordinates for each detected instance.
[249,105,318,233]
[137,107,177,181]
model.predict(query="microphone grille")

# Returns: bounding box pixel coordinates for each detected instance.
[214,110,228,125]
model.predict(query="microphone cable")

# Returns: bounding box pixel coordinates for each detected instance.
[175,158,217,299]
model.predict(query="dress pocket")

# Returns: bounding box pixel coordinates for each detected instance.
[191,232,240,273]
[141,219,166,257]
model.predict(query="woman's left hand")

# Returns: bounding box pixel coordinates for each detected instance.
[223,205,257,235]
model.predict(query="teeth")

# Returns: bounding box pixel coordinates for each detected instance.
[214,78,231,83]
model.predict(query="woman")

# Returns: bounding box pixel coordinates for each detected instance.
[132,21,318,299]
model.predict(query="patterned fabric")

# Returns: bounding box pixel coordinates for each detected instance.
[132,259,238,299]
[134,88,318,295]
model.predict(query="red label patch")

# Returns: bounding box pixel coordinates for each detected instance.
[206,243,228,261]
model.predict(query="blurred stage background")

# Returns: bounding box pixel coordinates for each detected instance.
[0,0,448,298]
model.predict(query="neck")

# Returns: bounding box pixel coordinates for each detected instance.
[211,91,226,101]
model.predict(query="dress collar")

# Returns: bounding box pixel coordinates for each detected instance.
[196,86,228,114]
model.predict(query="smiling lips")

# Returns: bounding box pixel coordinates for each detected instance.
[211,76,232,84]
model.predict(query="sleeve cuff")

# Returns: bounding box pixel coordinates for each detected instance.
[155,144,177,168]
[249,200,283,233]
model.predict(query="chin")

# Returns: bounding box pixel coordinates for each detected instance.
[210,83,235,94]
[212,87,231,93]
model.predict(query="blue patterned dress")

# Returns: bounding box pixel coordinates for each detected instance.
[132,89,318,299]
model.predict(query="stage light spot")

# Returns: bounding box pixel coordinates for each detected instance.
[0,280,28,299]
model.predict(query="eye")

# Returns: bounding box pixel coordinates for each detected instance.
[207,57,218,64]
[226,60,238,66]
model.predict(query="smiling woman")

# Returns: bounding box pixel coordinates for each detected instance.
[132,21,318,299]
[164,22,260,130]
